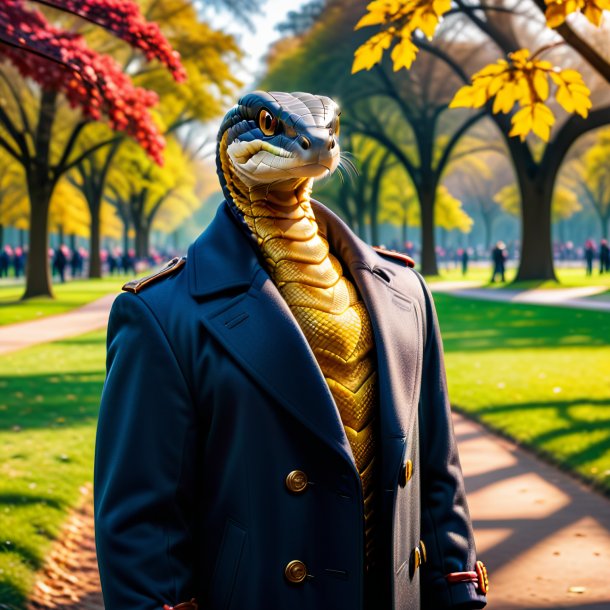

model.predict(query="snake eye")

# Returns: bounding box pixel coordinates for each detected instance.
[258,109,278,136]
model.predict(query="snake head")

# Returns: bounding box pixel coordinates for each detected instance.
[218,91,341,188]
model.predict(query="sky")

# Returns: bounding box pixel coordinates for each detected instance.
[199,0,312,90]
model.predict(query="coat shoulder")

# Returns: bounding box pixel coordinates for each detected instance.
[372,246,416,268]
[122,256,187,295]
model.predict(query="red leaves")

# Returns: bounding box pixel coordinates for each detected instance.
[0,0,187,164]
[32,0,187,83]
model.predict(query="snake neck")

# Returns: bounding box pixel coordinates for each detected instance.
[219,131,329,286]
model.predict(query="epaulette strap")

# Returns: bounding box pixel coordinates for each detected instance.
[122,256,187,294]
[372,246,416,268]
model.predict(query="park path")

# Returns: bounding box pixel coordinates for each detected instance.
[430,282,610,311]
[0,293,117,356]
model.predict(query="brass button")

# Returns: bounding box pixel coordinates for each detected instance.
[285,470,308,494]
[476,560,489,594]
[401,459,413,486]
[419,539,427,564]
[285,560,307,583]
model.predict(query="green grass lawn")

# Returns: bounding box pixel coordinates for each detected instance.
[0,331,106,607]
[435,293,610,494]
[0,276,131,326]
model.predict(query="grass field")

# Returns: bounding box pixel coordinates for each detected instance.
[0,276,131,326]
[429,262,610,291]
[0,291,609,607]
[0,331,106,607]
[435,293,610,494]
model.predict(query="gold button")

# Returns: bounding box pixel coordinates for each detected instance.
[401,459,413,486]
[285,470,308,494]
[476,560,489,594]
[419,540,427,563]
[285,560,307,583]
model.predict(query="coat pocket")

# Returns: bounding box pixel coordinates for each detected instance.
[208,518,247,610]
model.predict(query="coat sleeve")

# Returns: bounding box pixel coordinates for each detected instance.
[412,270,487,610]
[93,291,199,610]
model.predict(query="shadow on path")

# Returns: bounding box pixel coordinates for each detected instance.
[456,414,610,610]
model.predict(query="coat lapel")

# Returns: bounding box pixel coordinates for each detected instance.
[187,202,356,470]
[187,200,425,485]
[311,200,425,487]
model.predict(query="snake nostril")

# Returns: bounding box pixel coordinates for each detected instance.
[300,136,311,150]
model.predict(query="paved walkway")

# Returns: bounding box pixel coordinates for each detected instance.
[456,414,610,610]
[430,282,610,311]
[0,293,117,356]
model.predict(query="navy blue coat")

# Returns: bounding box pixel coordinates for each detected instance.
[93,200,487,610]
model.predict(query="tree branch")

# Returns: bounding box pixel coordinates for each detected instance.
[435,109,487,173]
[60,136,122,174]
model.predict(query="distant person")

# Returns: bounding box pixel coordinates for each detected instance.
[71,247,82,278]
[53,245,67,283]
[0,246,10,278]
[460,247,469,276]
[585,239,595,276]
[13,247,24,277]
[600,239,610,274]
[491,240,507,283]
[108,250,118,275]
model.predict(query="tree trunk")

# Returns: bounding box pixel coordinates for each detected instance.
[370,212,379,246]
[19,229,25,248]
[355,206,367,242]
[122,220,130,255]
[419,187,439,275]
[482,214,492,251]
[22,90,57,299]
[23,181,54,299]
[135,223,150,259]
[514,175,557,281]
[88,201,102,278]
[0,223,3,249]
[57,224,64,246]
[401,211,408,246]
[69,233,76,251]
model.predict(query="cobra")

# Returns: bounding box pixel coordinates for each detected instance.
[216,91,380,572]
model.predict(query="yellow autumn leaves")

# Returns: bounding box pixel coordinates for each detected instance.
[352,0,450,72]
[352,0,604,140]
[450,49,592,141]
[545,0,610,27]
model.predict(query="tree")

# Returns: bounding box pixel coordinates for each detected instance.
[262,3,495,274]
[570,127,610,238]
[0,0,185,298]
[445,150,511,249]
[353,0,610,280]
[104,137,200,258]
[70,0,241,277]
[0,146,27,248]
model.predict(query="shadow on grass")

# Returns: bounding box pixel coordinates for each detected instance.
[0,371,104,431]
[0,491,71,610]
[435,293,610,351]
[472,397,610,470]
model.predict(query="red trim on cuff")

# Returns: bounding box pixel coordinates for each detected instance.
[445,571,478,584]
[445,561,489,595]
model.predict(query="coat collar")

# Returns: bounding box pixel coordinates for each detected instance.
[187,200,424,483]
